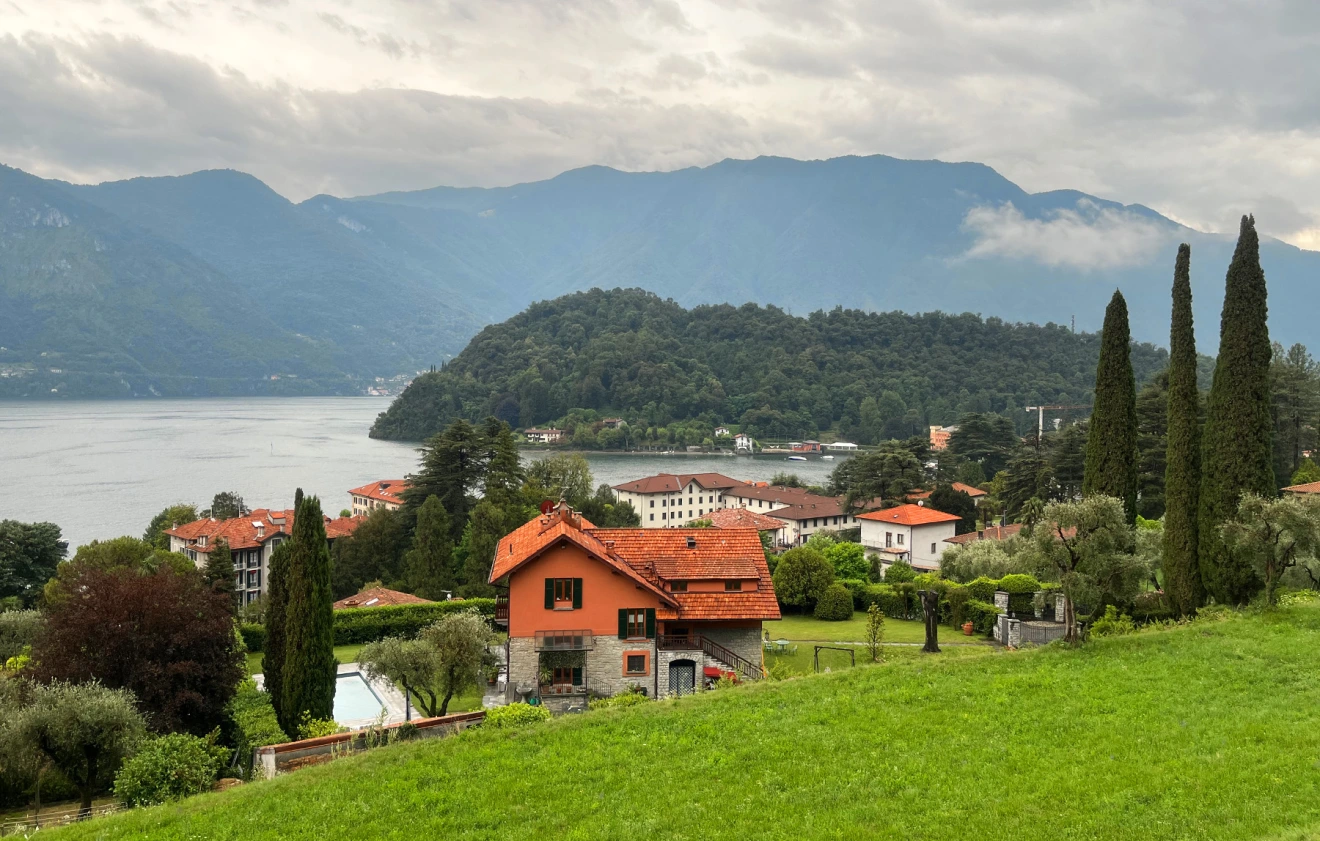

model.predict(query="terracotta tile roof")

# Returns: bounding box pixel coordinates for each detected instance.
[611,472,742,494]
[910,482,987,502]
[349,480,408,505]
[762,497,856,521]
[944,523,1023,545]
[858,504,962,527]
[333,587,433,610]
[1284,481,1320,495]
[166,509,362,552]
[724,483,818,503]
[492,505,777,621]
[702,508,788,531]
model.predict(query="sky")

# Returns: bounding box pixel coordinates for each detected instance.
[3,0,1320,248]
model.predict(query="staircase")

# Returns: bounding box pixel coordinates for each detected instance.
[698,636,763,681]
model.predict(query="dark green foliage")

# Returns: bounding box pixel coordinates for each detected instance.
[370,289,1169,441]
[142,504,198,551]
[996,573,1042,614]
[813,584,855,620]
[240,623,266,653]
[577,484,642,528]
[771,548,835,611]
[965,576,999,603]
[0,610,43,662]
[402,419,485,539]
[1002,449,1052,519]
[1270,343,1320,487]
[1164,244,1204,616]
[1200,216,1275,605]
[330,508,407,599]
[1049,422,1088,501]
[329,599,496,645]
[928,485,977,534]
[204,492,247,521]
[280,495,337,735]
[203,538,235,605]
[0,521,66,607]
[1083,290,1139,523]
[949,413,1023,476]
[261,541,290,735]
[225,679,285,777]
[112,732,228,807]
[405,496,455,600]
[828,441,925,506]
[1135,371,1168,518]
[460,500,513,598]
[962,600,1001,635]
[883,561,916,583]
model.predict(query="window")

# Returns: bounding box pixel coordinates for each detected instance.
[649,514,654,521]
[554,578,574,605]
[545,577,582,610]
[885,532,893,548]
[649,500,654,508]
[625,654,647,675]
[625,609,646,638]
[671,580,688,592]
[661,512,667,520]
[551,667,581,686]
[662,499,667,507]
[931,543,937,554]
[725,580,742,591]
[897,533,905,546]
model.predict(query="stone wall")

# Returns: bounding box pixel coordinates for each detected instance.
[656,647,704,698]
[699,626,763,668]
[506,636,538,703]
[588,635,657,698]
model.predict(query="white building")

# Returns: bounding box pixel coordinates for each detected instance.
[825,442,858,452]
[611,472,742,528]
[734,433,753,452]
[857,504,960,572]
[524,428,565,444]
[348,479,408,517]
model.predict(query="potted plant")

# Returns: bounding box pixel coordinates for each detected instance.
[961,621,974,636]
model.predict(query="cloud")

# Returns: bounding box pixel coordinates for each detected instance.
[961,199,1170,269]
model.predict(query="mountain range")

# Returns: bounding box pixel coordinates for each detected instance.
[1,154,1315,398]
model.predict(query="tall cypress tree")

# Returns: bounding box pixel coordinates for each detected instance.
[404,495,454,599]
[1082,290,1139,522]
[1163,244,1203,615]
[1199,215,1275,603]
[281,494,337,732]
[262,540,291,734]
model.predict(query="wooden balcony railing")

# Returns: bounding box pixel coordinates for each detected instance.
[534,630,594,651]
[494,593,509,624]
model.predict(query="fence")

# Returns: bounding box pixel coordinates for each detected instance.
[0,802,125,837]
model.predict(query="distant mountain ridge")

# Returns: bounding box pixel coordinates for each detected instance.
[1,154,1314,398]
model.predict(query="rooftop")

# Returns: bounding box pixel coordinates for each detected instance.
[166,509,363,552]
[857,504,962,527]
[612,472,743,494]
[349,480,408,504]
[333,587,433,610]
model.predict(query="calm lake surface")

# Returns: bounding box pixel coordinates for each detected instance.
[0,398,848,552]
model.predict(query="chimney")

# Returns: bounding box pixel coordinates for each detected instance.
[686,536,697,549]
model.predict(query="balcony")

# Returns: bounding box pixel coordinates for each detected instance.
[658,634,700,651]
[534,630,594,651]
[494,593,509,625]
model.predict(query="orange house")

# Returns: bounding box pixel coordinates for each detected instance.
[490,502,779,709]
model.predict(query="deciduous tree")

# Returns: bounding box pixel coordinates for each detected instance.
[203,492,247,521]
[142,504,198,551]
[1221,494,1320,606]
[419,612,495,716]
[771,547,835,611]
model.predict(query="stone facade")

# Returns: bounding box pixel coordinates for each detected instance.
[699,626,763,667]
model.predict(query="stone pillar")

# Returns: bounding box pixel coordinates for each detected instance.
[993,591,1010,613]
[1006,618,1022,648]
[1055,593,1067,622]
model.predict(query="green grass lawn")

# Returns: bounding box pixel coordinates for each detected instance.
[53,604,1320,840]
[764,613,991,645]
[765,640,999,676]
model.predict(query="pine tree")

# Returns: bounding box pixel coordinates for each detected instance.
[1083,290,1139,522]
[281,495,337,732]
[1199,215,1275,604]
[261,540,291,734]
[404,496,454,600]
[202,537,236,610]
[403,420,484,540]
[1163,244,1204,615]
[480,417,526,503]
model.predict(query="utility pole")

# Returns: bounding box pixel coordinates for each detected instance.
[1024,404,1090,438]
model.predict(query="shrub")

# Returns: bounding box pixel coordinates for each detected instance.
[772,548,835,611]
[484,702,551,729]
[226,679,285,776]
[966,576,999,603]
[332,599,496,645]
[944,584,970,628]
[883,560,916,583]
[964,599,1001,635]
[1090,605,1136,637]
[814,584,855,620]
[113,732,229,807]
[588,692,649,711]
[823,542,869,580]
[996,573,1040,614]
[0,610,43,662]
[239,623,266,653]
[296,712,345,740]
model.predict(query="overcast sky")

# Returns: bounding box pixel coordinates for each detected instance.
[4,0,1320,248]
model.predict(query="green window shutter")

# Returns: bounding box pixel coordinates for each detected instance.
[571,667,583,687]
[572,578,583,609]
[618,609,628,639]
[545,578,554,610]
[645,608,656,639]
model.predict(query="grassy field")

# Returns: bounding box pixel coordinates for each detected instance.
[765,640,999,676]
[764,613,992,645]
[52,604,1320,840]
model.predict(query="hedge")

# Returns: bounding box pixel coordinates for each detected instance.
[814,584,855,620]
[240,599,496,651]
[964,599,1001,635]
[227,679,286,776]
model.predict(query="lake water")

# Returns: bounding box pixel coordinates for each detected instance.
[0,398,849,552]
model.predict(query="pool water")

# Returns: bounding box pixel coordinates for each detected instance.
[335,673,386,722]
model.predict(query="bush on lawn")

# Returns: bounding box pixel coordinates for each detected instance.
[332,599,495,645]
[996,574,1041,614]
[239,623,266,652]
[772,548,835,611]
[588,692,649,711]
[1090,606,1136,637]
[944,584,970,627]
[964,599,1001,635]
[814,584,855,620]
[485,703,551,729]
[113,732,229,807]
[883,560,916,583]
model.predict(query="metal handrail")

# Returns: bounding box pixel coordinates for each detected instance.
[699,636,764,681]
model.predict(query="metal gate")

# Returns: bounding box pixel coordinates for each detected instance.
[669,659,696,696]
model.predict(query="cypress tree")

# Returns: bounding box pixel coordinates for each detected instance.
[281,494,337,732]
[1199,215,1275,603]
[262,540,291,735]
[1162,244,1203,615]
[404,495,454,600]
[203,537,236,609]
[1082,290,1139,522]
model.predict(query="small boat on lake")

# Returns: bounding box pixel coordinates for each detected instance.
[786,455,808,462]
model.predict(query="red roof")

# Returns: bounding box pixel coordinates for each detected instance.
[703,508,788,531]
[166,509,363,552]
[349,480,408,505]
[1284,481,1320,495]
[491,505,778,621]
[909,482,987,502]
[944,523,1022,545]
[333,587,433,610]
[857,504,961,527]
[612,473,742,494]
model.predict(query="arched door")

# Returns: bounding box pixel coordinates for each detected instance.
[669,659,696,696]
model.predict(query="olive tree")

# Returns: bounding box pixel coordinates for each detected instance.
[1221,494,1320,606]
[359,637,444,719]
[419,611,496,717]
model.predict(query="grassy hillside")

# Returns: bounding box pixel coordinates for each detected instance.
[56,605,1320,840]
[369,287,1170,440]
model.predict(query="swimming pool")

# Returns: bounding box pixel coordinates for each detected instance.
[334,673,386,723]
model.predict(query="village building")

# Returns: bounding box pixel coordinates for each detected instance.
[929,425,956,451]
[790,440,822,453]
[702,507,788,546]
[857,504,961,572]
[943,522,1022,546]
[825,442,858,452]
[333,586,433,610]
[714,426,731,438]
[348,479,408,517]
[167,509,362,604]
[733,433,753,452]
[601,418,625,429]
[1283,481,1320,496]
[907,482,988,507]
[524,428,565,444]
[611,473,742,528]
[490,503,779,709]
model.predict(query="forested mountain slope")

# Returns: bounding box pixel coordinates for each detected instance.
[369,288,1169,441]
